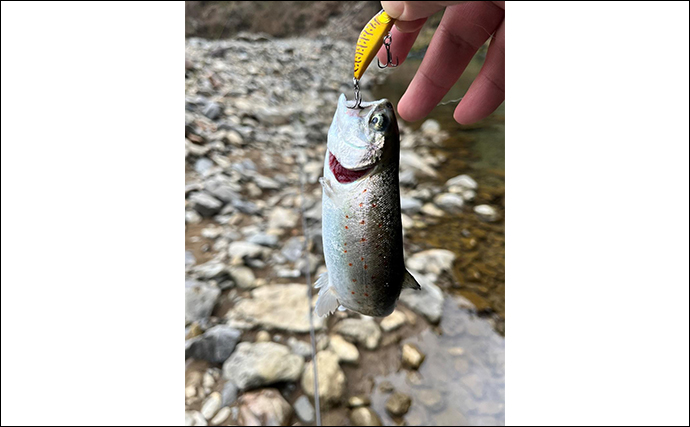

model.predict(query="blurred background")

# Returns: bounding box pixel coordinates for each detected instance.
[185,1,504,426]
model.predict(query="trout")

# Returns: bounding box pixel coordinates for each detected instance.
[315,94,420,317]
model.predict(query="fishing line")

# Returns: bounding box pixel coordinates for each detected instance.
[298,153,322,427]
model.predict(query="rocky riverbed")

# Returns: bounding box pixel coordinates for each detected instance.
[185,35,505,426]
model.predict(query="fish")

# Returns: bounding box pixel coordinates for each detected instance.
[315,94,420,318]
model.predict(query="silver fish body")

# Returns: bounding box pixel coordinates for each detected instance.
[315,94,420,318]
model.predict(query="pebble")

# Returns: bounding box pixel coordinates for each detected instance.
[421,202,445,217]
[227,266,256,289]
[255,330,271,342]
[350,407,382,426]
[185,410,207,426]
[406,249,456,276]
[227,241,264,260]
[418,389,444,412]
[399,272,444,324]
[474,204,500,222]
[379,310,407,332]
[446,174,477,190]
[267,206,299,230]
[210,406,230,425]
[328,334,360,364]
[185,280,220,324]
[401,343,425,370]
[288,337,313,358]
[200,392,222,420]
[433,193,465,212]
[385,392,412,416]
[189,192,223,217]
[420,119,441,135]
[185,325,241,364]
[237,388,292,426]
[293,395,315,423]
[222,341,304,389]
[347,395,371,408]
[221,381,238,406]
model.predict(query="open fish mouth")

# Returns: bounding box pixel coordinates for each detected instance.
[329,152,375,184]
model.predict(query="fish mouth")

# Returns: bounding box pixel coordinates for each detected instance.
[329,152,375,184]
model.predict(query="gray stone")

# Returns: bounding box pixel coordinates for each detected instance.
[195,157,215,175]
[193,260,227,280]
[210,407,230,425]
[185,325,241,364]
[385,392,412,416]
[379,310,406,332]
[350,407,382,426]
[221,381,238,406]
[203,102,223,120]
[421,202,445,217]
[268,207,299,230]
[246,232,279,247]
[445,174,477,190]
[406,249,456,276]
[227,241,264,260]
[208,185,240,204]
[399,272,444,324]
[420,119,441,135]
[189,192,223,217]
[332,318,381,350]
[301,350,346,408]
[185,280,220,324]
[185,251,196,270]
[400,196,423,214]
[280,236,304,262]
[287,337,313,358]
[222,341,304,389]
[293,395,315,423]
[401,342,425,370]
[185,410,207,426]
[227,266,255,289]
[433,193,465,211]
[399,150,437,178]
[229,284,324,333]
[474,204,500,222]
[237,388,292,426]
[253,174,281,190]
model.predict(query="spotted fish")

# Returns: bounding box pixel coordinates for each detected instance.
[315,94,420,318]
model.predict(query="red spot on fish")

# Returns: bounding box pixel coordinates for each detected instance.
[378,223,382,228]
[361,238,366,242]
[372,203,376,207]
[345,226,348,229]
[364,293,369,297]
[352,279,357,283]
[363,189,367,193]
[361,257,364,261]
[360,220,365,224]
[344,250,347,253]
[364,265,368,269]
[349,263,352,266]
[329,152,373,184]
[346,215,349,218]
[351,291,355,294]
[359,203,363,207]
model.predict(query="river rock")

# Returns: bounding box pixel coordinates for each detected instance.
[406,249,456,276]
[222,341,304,390]
[237,388,291,426]
[400,196,423,214]
[446,174,477,190]
[399,150,437,178]
[201,392,221,420]
[227,266,256,289]
[229,284,324,332]
[332,318,381,350]
[399,272,444,324]
[379,310,407,332]
[185,410,207,426]
[185,325,241,363]
[210,406,230,425]
[189,192,223,217]
[350,407,382,426]
[402,343,425,370]
[293,395,315,424]
[185,280,220,324]
[328,334,360,364]
[385,392,412,417]
[474,204,500,222]
[418,389,444,412]
[227,241,265,260]
[348,395,371,408]
[433,193,465,212]
[221,381,238,406]
[301,350,346,408]
[268,207,299,230]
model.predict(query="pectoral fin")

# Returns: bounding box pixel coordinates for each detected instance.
[402,270,422,290]
[314,272,341,317]
[319,177,335,200]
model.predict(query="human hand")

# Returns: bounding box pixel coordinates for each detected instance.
[378,1,505,124]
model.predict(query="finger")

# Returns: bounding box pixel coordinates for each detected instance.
[454,20,505,124]
[397,2,504,122]
[395,17,427,33]
[376,24,423,67]
[381,1,465,21]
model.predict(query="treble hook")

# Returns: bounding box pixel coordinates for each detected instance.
[377,33,399,69]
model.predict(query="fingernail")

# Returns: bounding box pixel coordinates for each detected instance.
[381,1,404,19]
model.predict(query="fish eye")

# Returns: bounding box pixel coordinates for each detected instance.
[371,113,388,131]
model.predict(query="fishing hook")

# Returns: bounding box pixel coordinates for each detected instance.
[377,33,398,69]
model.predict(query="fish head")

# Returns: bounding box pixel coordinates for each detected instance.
[327,94,399,184]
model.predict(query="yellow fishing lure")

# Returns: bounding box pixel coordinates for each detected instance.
[353,10,396,80]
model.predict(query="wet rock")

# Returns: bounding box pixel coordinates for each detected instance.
[222,342,304,390]
[253,173,281,190]
[227,266,256,289]
[328,334,360,364]
[474,204,500,222]
[350,407,382,426]
[186,209,202,224]
[347,395,371,408]
[402,343,425,370]
[268,207,299,230]
[237,388,291,426]
[246,232,279,247]
[420,119,441,136]
[399,150,437,178]
[379,310,407,332]
[201,392,222,420]
[195,157,215,175]
[446,174,477,190]
[189,192,223,217]
[379,381,394,393]
[256,106,291,126]
[185,251,197,270]
[229,284,325,333]
[280,236,304,262]
[332,318,381,350]
[185,280,220,324]
[301,350,346,408]
[385,392,412,417]
[193,260,227,280]
[421,202,445,217]
[434,193,465,212]
[418,389,444,412]
[399,272,444,324]
[400,196,423,214]
[203,102,223,120]
[185,325,241,364]
[406,249,456,276]
[185,410,207,426]
[221,381,238,406]
[293,395,315,424]
[208,185,240,204]
[210,406,230,425]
